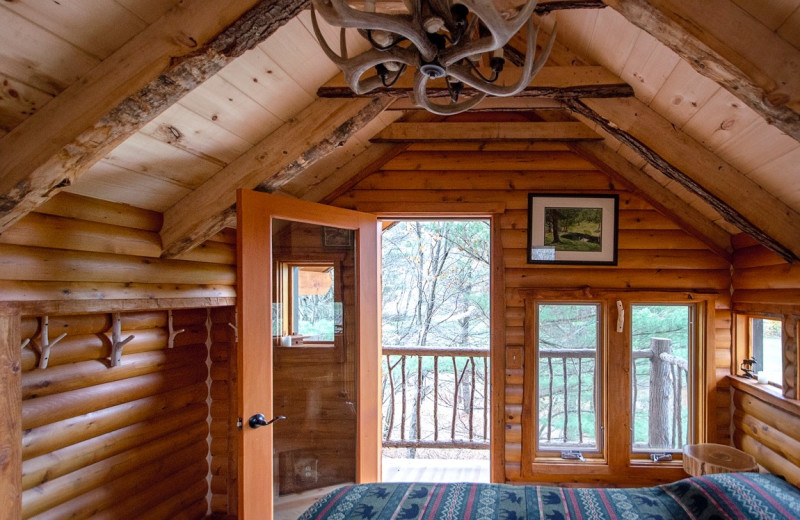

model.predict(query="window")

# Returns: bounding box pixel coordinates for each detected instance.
[536,303,601,454]
[274,260,341,347]
[631,304,694,453]
[738,316,783,387]
[523,290,711,480]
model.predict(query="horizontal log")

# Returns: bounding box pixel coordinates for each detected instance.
[26,443,208,520]
[382,151,597,171]
[2,282,236,314]
[22,382,207,459]
[0,243,235,284]
[174,239,236,265]
[22,424,207,516]
[22,363,207,429]
[319,66,633,99]
[732,388,800,440]
[354,169,610,191]
[383,346,489,358]
[500,228,711,250]
[373,122,602,142]
[733,263,800,290]
[503,248,729,270]
[21,329,168,372]
[504,268,730,290]
[22,344,206,399]
[733,245,787,269]
[734,431,800,487]
[406,141,571,153]
[733,409,800,468]
[22,402,207,490]
[21,311,166,341]
[124,480,208,520]
[1,212,162,258]
[733,289,800,308]
[36,193,162,232]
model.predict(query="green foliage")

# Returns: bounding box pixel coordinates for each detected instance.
[382,220,490,349]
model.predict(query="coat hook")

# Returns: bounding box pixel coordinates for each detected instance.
[36,316,67,370]
[110,313,135,367]
[21,338,30,350]
[228,322,238,344]
[167,310,186,349]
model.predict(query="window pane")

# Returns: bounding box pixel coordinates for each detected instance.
[293,265,335,341]
[537,304,600,451]
[631,305,692,452]
[751,318,782,386]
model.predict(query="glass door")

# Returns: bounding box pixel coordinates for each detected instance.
[236,190,379,518]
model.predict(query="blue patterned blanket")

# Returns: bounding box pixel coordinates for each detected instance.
[299,472,800,519]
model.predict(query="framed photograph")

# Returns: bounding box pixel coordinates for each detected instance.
[527,194,618,265]
[322,226,353,248]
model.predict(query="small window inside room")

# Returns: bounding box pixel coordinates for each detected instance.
[750,317,783,387]
[274,261,340,346]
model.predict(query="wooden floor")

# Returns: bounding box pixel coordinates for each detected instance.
[274,458,490,518]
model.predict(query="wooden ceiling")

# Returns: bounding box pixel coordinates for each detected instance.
[0,0,798,261]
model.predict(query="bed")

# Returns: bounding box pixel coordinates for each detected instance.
[299,472,800,519]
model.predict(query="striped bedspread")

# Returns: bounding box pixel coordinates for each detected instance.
[299,472,800,519]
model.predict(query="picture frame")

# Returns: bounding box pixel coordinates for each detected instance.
[527,193,618,265]
[322,226,353,248]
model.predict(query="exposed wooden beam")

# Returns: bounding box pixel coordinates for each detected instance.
[566,97,800,262]
[373,122,601,142]
[318,66,633,99]
[569,141,732,261]
[0,0,310,233]
[604,0,800,141]
[160,96,391,258]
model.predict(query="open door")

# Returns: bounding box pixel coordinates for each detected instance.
[236,190,380,518]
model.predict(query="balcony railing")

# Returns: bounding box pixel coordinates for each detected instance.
[382,338,688,453]
[382,345,489,450]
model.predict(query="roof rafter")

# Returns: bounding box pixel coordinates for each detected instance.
[566,97,800,262]
[160,96,392,258]
[604,0,800,141]
[0,0,310,233]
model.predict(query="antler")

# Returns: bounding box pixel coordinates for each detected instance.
[447,19,556,97]
[312,0,438,61]
[312,7,419,95]
[411,70,487,115]
[440,0,539,67]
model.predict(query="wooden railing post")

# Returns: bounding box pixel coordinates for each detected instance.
[648,337,672,448]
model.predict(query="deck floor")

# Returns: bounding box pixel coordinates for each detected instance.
[274,458,489,518]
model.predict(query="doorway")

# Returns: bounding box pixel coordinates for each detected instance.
[380,220,491,483]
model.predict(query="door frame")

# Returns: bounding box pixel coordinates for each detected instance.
[236,190,380,518]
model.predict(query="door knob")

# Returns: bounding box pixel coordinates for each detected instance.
[248,414,286,429]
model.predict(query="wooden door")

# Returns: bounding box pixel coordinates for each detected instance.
[236,190,380,518]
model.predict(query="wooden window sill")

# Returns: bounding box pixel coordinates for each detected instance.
[728,375,800,416]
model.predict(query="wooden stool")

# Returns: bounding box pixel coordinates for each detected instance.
[683,443,758,477]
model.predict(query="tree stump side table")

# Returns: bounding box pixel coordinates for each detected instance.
[683,443,758,477]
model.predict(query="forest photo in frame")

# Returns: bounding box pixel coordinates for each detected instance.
[527,194,618,265]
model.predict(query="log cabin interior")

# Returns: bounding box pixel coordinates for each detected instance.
[1,0,799,518]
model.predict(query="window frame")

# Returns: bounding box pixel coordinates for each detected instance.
[521,288,714,482]
[532,301,605,460]
[734,312,798,397]
[273,254,346,353]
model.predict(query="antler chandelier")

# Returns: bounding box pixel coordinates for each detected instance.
[311,0,556,115]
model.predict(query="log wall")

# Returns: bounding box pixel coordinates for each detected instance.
[730,234,800,478]
[0,192,237,519]
[730,378,800,486]
[20,309,210,520]
[332,142,733,483]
